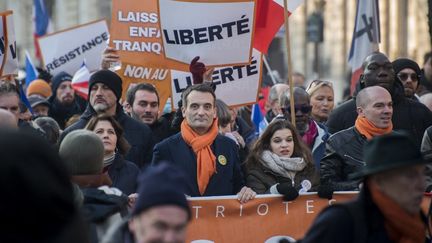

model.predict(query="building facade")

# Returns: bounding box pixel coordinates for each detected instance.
[2,0,431,99]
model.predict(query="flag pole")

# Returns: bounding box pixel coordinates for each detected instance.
[283,0,296,127]
[262,55,278,85]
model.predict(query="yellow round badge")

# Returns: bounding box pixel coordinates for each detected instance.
[218,155,227,165]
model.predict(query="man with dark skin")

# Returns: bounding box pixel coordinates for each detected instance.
[279,87,329,169]
[326,52,432,147]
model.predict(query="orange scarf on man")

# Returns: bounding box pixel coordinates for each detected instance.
[181,118,219,195]
[355,116,392,140]
[368,180,426,243]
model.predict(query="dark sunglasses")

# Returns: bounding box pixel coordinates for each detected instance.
[397,72,419,82]
[281,104,312,114]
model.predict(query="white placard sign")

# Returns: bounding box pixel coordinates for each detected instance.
[171,48,262,108]
[0,11,18,77]
[159,0,255,66]
[38,19,109,76]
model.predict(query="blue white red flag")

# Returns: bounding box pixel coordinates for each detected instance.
[253,0,303,54]
[71,61,90,100]
[18,81,33,114]
[33,0,52,59]
[25,51,38,87]
[348,0,380,93]
[251,103,264,135]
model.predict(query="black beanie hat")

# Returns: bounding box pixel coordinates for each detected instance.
[0,129,77,241]
[132,162,191,219]
[51,71,72,96]
[88,70,123,101]
[392,58,421,76]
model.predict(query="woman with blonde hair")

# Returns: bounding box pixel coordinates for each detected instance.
[306,80,334,123]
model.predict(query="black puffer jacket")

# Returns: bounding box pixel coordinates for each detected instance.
[246,159,319,194]
[108,154,139,196]
[149,113,175,144]
[320,127,366,191]
[81,187,129,243]
[62,105,154,168]
[326,80,432,147]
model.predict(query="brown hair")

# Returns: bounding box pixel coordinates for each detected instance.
[245,119,313,169]
[215,99,231,128]
[85,114,131,155]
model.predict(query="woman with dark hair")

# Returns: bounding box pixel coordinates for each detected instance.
[245,119,319,199]
[85,114,139,195]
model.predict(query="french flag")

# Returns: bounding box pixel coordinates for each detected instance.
[348,0,380,93]
[72,62,90,100]
[33,0,52,59]
[251,103,264,136]
[253,0,303,54]
[25,51,39,87]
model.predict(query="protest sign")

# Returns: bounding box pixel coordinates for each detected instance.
[111,0,259,110]
[171,48,262,108]
[38,19,108,76]
[110,0,188,71]
[186,193,357,242]
[111,0,184,109]
[118,61,172,112]
[187,193,432,242]
[158,0,255,66]
[0,11,18,78]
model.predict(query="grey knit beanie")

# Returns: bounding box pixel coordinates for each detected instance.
[59,130,105,175]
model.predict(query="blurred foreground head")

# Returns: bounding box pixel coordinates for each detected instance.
[0,129,89,243]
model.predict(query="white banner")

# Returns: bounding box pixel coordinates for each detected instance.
[0,11,18,78]
[38,19,109,76]
[159,0,255,66]
[171,48,262,108]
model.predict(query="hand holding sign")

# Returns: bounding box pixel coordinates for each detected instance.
[101,46,120,70]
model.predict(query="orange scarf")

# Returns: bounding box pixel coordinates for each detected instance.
[368,180,426,243]
[181,118,219,195]
[355,116,392,140]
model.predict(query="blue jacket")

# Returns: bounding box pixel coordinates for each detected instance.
[152,133,245,197]
[108,154,139,196]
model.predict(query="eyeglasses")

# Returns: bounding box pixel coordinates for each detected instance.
[281,104,312,114]
[397,72,419,82]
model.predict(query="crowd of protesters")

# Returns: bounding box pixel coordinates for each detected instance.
[2,49,432,242]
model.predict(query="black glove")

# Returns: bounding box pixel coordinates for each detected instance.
[317,184,334,200]
[277,182,299,201]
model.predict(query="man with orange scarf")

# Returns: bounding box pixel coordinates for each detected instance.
[152,84,256,203]
[302,133,430,243]
[321,86,393,192]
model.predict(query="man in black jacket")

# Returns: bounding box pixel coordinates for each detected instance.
[48,72,86,129]
[125,83,174,144]
[320,86,393,191]
[326,52,432,147]
[302,133,429,243]
[62,70,153,168]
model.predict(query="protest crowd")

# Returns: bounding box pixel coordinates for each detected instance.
[3,1,432,243]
